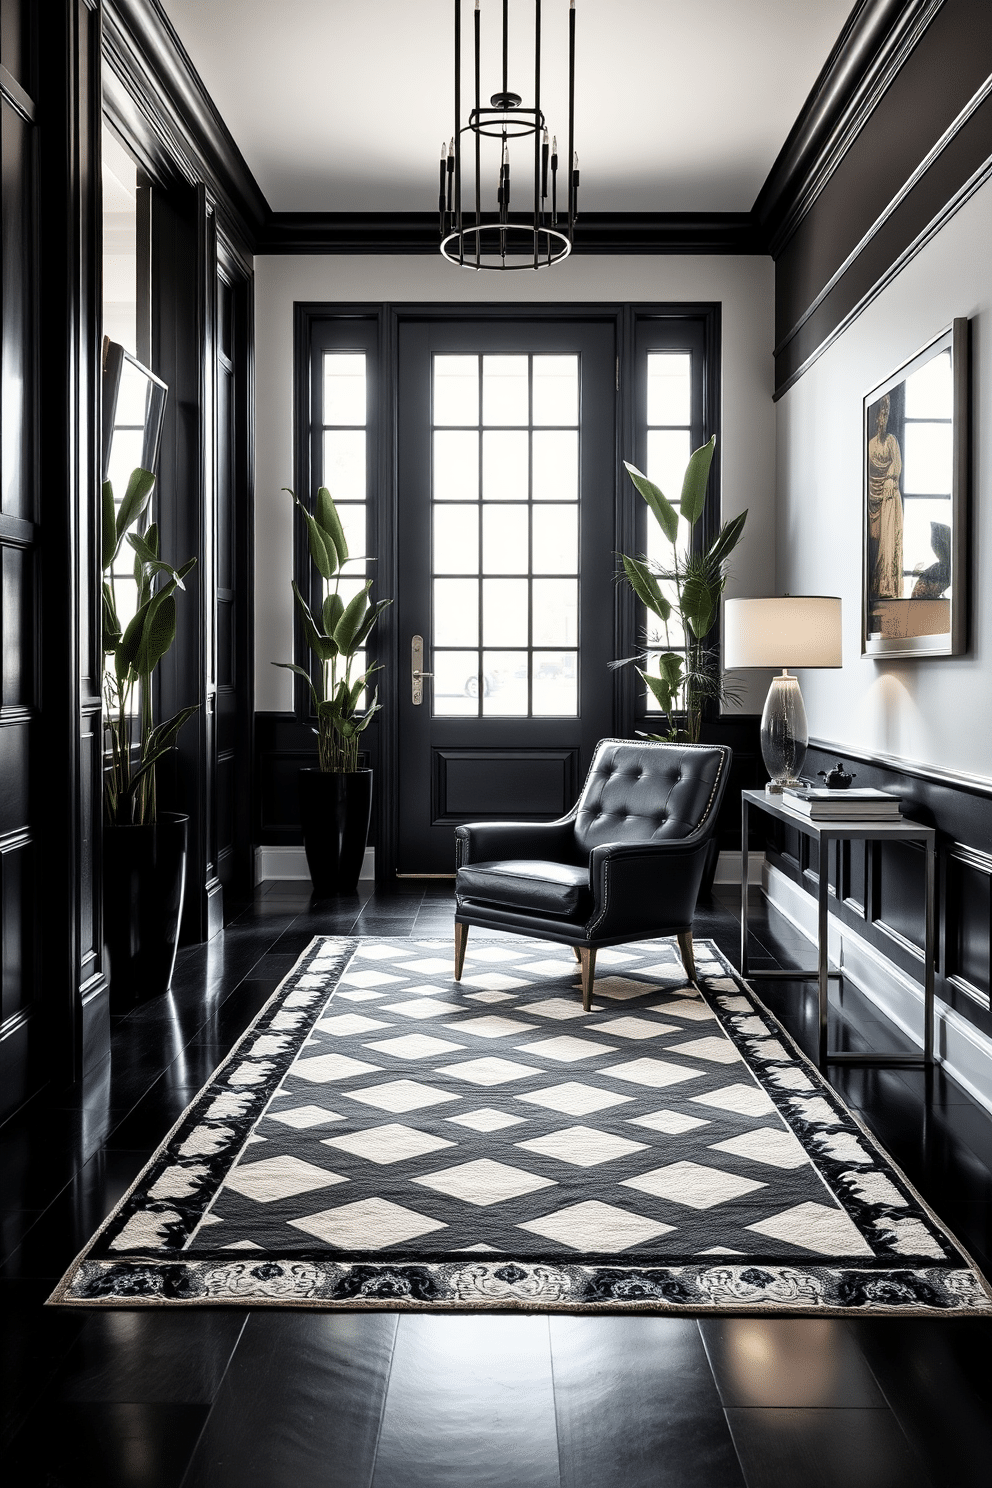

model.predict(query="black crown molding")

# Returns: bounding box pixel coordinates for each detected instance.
[103,0,268,244]
[258,210,762,256]
[103,0,945,272]
[754,0,944,259]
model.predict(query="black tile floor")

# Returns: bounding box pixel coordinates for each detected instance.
[2,881,992,1487]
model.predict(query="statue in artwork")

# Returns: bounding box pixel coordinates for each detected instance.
[866,394,904,600]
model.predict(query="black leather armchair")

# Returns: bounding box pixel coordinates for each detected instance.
[454,738,732,1010]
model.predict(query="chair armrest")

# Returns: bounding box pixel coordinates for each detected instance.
[585,836,713,940]
[455,819,577,868]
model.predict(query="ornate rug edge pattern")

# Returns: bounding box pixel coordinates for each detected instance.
[47,934,992,1317]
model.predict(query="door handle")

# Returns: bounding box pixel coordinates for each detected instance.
[411,635,433,705]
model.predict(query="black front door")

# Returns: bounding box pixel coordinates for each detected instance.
[396,317,617,875]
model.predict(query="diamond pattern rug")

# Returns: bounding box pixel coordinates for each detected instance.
[49,936,992,1315]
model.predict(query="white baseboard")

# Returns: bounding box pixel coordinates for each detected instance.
[763,862,992,1117]
[715,851,765,886]
[254,845,375,886]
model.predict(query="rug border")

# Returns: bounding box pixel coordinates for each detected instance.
[707,940,992,1310]
[45,934,347,1304]
[46,934,992,1317]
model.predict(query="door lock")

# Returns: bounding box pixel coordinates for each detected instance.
[411,634,433,706]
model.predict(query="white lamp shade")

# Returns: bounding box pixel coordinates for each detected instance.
[724,596,842,669]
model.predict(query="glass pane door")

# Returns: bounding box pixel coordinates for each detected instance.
[432,353,579,719]
[397,319,617,875]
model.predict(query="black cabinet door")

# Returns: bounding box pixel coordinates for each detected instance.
[396,319,617,875]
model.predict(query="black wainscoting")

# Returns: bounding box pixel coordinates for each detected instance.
[254,711,763,881]
[763,741,992,1048]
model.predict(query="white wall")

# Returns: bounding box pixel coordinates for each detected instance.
[253,253,776,712]
[777,178,991,779]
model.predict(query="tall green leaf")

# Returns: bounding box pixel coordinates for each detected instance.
[623,461,678,544]
[679,436,716,526]
[704,508,748,569]
[134,591,177,677]
[115,467,156,550]
[322,591,344,638]
[681,574,716,638]
[353,597,392,649]
[102,481,117,570]
[316,486,349,566]
[291,580,337,664]
[301,508,337,580]
[621,555,671,621]
[333,582,372,655]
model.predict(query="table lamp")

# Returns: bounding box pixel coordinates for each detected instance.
[724,596,842,792]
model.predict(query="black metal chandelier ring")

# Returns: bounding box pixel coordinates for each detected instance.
[440,222,572,270]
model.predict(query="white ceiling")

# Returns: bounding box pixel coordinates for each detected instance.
[161,0,854,215]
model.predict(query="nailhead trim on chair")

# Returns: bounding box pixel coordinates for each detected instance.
[583,744,730,940]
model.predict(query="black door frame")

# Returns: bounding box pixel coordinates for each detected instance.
[292,301,722,886]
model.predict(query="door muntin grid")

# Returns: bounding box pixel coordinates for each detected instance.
[431,353,579,718]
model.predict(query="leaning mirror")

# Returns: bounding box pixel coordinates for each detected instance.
[862,317,969,658]
[101,338,167,488]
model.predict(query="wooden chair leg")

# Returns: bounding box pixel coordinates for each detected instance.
[677,929,698,987]
[572,945,582,962]
[454,921,468,981]
[578,947,596,1012]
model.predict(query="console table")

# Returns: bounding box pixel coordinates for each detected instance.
[740,788,935,1071]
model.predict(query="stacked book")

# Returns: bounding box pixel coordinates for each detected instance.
[781,786,902,821]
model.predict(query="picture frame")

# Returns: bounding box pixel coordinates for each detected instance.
[862,317,969,659]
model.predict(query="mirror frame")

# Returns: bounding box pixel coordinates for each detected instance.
[101,337,168,482]
[861,317,969,660]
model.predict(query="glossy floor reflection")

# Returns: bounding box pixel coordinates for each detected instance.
[2,882,991,1487]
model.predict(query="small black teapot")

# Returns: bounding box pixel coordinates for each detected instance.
[818,761,857,790]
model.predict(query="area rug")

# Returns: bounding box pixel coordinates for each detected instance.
[49,935,992,1315]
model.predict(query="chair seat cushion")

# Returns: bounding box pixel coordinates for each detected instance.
[456,859,591,921]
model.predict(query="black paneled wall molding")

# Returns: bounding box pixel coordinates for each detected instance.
[770,0,992,394]
[764,743,992,1049]
[104,4,257,946]
[0,0,107,1123]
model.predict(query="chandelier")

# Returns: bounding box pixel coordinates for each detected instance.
[439,0,578,270]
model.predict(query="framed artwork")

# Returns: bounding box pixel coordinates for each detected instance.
[862,318,969,658]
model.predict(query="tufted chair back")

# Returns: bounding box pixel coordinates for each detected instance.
[571,739,729,855]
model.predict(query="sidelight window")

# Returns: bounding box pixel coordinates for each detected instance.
[321,350,369,687]
[431,353,580,717]
[643,350,693,710]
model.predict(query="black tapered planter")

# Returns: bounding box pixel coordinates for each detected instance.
[103,812,189,1010]
[299,768,373,895]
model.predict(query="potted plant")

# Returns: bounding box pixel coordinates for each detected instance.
[102,467,198,1006]
[617,435,747,742]
[275,486,391,894]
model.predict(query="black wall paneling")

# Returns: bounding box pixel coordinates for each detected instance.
[769,0,992,395]
[763,741,992,1048]
[103,1,258,947]
[0,2,41,1120]
[214,238,255,903]
[0,0,107,1123]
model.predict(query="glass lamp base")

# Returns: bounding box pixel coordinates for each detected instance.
[760,671,809,792]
